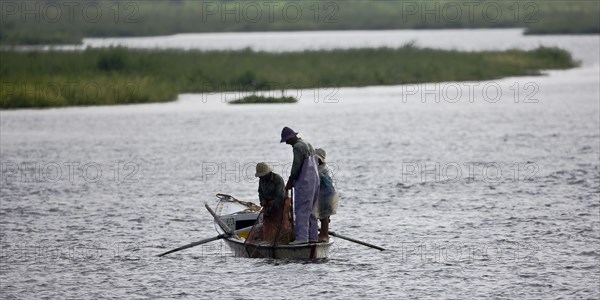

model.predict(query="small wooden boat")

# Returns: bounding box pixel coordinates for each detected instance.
[213,194,333,259]
[157,194,382,259]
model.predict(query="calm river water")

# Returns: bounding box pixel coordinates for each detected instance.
[1,29,599,299]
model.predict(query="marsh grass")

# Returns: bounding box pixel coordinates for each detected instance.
[0,46,577,108]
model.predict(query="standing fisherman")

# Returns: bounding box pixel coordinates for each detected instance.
[314,148,339,243]
[281,127,320,244]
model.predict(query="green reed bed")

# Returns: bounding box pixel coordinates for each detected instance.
[0,46,577,108]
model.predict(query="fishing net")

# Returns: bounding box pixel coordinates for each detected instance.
[245,197,295,249]
[216,193,262,214]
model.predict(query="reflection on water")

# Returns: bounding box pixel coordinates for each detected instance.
[1,30,599,298]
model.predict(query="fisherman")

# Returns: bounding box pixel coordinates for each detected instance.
[280,127,320,244]
[314,148,339,243]
[255,162,294,244]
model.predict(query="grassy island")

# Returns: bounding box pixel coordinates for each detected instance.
[229,95,298,104]
[0,46,577,109]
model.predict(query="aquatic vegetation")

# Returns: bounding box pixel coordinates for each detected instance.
[229,95,298,104]
[0,46,577,108]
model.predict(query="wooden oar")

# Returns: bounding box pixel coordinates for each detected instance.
[157,225,253,257]
[158,204,242,258]
[328,231,385,251]
[205,203,234,235]
[157,234,226,257]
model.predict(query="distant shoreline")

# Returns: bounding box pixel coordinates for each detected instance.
[2,28,600,49]
[0,0,598,46]
[3,28,600,54]
[0,46,577,109]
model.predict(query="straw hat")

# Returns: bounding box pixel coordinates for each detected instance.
[255,162,272,177]
[315,148,326,162]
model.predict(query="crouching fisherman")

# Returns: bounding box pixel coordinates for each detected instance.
[252,162,294,244]
[315,148,339,243]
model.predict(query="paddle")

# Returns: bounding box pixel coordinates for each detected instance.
[205,203,234,235]
[157,234,226,257]
[157,225,254,257]
[328,231,385,251]
[157,204,239,257]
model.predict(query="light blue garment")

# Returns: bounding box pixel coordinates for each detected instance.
[294,154,320,241]
[316,163,339,219]
[318,163,336,197]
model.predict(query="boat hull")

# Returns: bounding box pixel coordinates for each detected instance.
[212,194,333,259]
[223,237,332,259]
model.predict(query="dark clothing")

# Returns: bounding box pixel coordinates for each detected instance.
[250,172,294,245]
[258,172,286,214]
[289,138,316,181]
